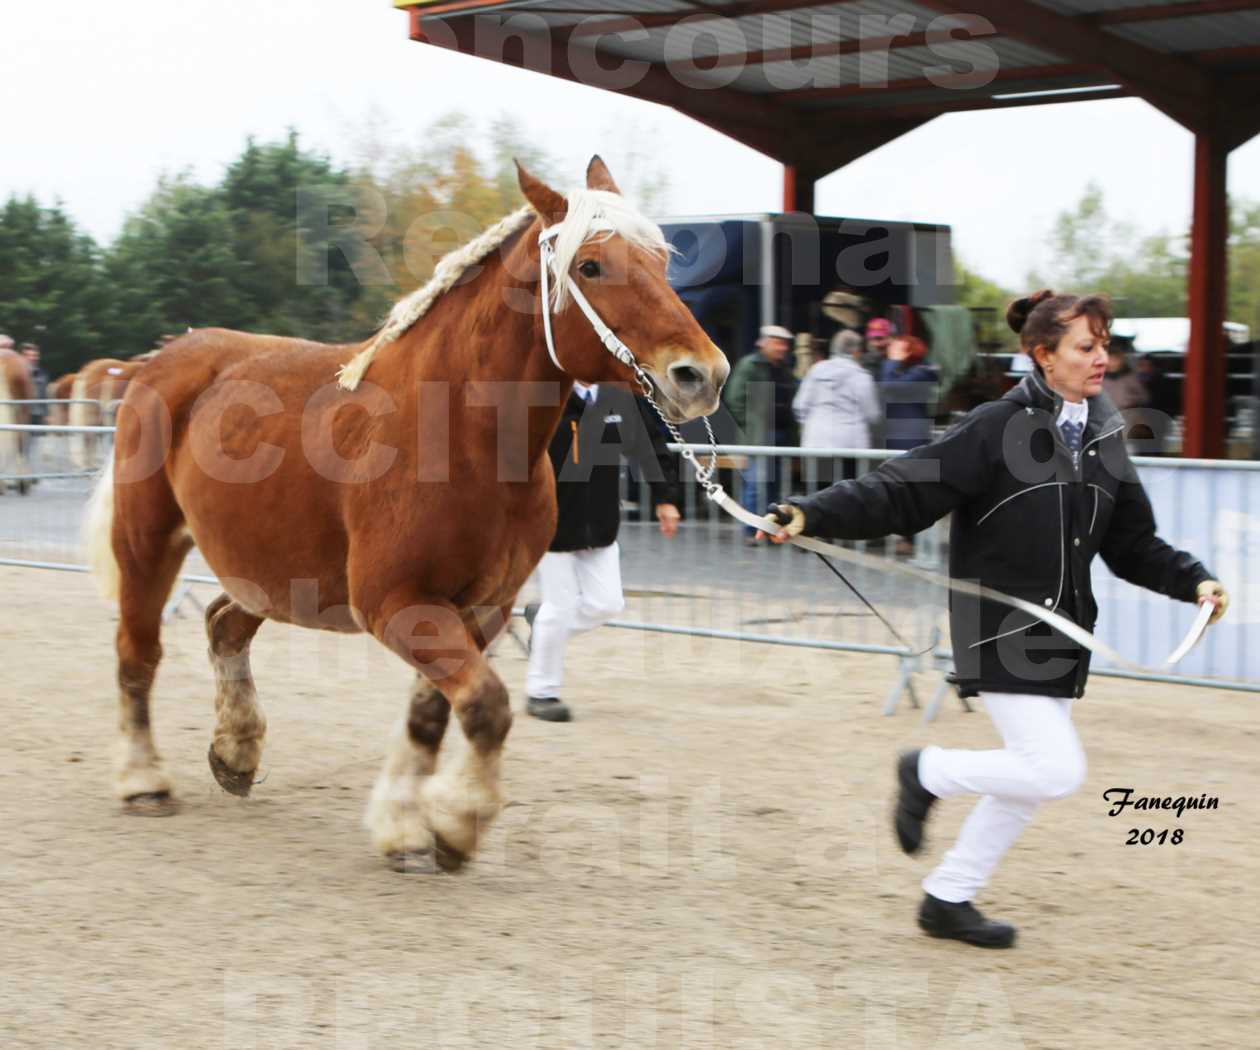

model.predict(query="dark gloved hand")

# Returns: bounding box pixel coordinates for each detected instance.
[758,502,805,542]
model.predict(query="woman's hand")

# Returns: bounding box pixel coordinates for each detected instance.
[1196,580,1229,625]
[755,503,805,545]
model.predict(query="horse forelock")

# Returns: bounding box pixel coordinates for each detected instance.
[543,188,671,311]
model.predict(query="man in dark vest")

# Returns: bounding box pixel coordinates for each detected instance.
[525,381,682,722]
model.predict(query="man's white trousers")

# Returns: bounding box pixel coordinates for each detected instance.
[526,543,625,699]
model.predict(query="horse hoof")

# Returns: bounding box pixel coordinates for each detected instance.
[388,848,438,875]
[434,834,468,873]
[208,744,255,798]
[124,792,179,817]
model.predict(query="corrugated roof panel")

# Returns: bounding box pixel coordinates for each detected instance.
[1035,0,1193,14]
[726,54,1108,96]
[591,28,1064,87]
[1108,12,1260,52]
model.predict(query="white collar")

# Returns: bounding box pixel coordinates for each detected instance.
[575,383,598,404]
[1057,399,1088,428]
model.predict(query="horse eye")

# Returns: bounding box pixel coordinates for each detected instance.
[578,260,601,279]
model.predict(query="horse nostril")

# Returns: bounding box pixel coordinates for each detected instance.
[668,364,707,391]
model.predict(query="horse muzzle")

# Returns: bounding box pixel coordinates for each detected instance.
[656,356,728,422]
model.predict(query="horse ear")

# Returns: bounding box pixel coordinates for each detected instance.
[516,161,567,225]
[586,155,621,194]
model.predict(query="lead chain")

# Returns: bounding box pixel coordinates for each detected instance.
[630,360,721,497]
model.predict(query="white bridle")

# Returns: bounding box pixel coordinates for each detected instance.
[537,221,637,375]
[536,218,720,486]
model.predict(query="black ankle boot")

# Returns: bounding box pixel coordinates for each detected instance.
[917,894,1017,949]
[894,749,937,855]
[526,696,572,722]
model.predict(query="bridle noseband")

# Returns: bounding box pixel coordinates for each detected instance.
[536,219,719,492]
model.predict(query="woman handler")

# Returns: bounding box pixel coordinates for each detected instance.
[760,291,1229,949]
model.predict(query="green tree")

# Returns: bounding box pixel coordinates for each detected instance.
[1229,198,1260,333]
[0,196,110,376]
[1030,182,1187,318]
[954,258,1015,350]
[100,175,250,353]
[223,130,377,341]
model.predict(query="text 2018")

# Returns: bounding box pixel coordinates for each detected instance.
[1125,828,1184,845]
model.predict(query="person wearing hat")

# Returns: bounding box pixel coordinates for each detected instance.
[862,318,893,380]
[723,326,799,542]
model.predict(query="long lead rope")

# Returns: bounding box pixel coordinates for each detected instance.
[535,217,1211,671]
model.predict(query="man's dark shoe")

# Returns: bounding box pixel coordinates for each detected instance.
[917,894,1017,949]
[526,696,572,722]
[523,602,540,653]
[895,749,937,855]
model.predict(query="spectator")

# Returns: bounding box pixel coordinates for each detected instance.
[794,329,881,486]
[862,318,894,379]
[724,325,799,542]
[524,382,682,723]
[20,344,49,425]
[1102,342,1149,413]
[879,336,938,452]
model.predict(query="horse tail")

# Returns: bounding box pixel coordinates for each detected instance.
[84,447,121,601]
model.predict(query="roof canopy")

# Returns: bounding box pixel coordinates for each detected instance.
[396,0,1260,176]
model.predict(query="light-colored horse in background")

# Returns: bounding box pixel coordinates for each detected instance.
[69,358,144,469]
[0,348,35,495]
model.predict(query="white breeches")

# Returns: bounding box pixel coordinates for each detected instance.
[917,692,1087,903]
[525,544,625,699]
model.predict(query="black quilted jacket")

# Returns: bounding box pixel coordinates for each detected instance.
[790,373,1212,698]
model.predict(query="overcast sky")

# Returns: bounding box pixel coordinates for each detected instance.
[3,0,1259,290]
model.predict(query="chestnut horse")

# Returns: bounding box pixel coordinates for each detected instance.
[70,358,143,468]
[85,159,728,871]
[0,349,34,494]
[48,372,79,428]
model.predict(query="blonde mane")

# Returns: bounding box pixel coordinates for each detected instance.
[336,188,671,391]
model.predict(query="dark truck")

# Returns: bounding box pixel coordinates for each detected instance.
[658,212,959,443]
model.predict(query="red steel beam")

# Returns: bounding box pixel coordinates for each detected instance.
[414,14,805,162]
[1183,131,1229,459]
[782,165,815,213]
[1089,0,1260,25]
[796,86,1129,126]
[1193,43,1260,66]
[910,0,1215,130]
[790,116,936,176]
[778,62,1102,103]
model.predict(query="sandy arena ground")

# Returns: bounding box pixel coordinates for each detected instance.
[1,565,1258,1049]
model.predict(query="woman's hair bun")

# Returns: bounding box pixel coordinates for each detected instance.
[1006,289,1055,334]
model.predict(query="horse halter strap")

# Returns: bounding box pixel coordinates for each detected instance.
[535,219,721,492]
[537,221,638,375]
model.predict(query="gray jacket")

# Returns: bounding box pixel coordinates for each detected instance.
[793,356,881,450]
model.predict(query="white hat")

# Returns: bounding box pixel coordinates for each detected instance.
[759,325,794,341]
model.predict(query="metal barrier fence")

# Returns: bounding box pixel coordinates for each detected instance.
[2,411,1256,711]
